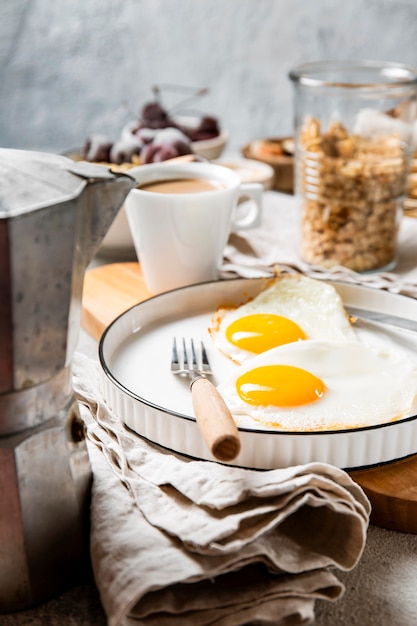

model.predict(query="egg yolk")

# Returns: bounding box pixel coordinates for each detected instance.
[225,314,307,353]
[236,365,326,407]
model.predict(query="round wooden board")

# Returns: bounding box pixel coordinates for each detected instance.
[81,262,152,341]
[350,455,417,533]
[81,262,417,533]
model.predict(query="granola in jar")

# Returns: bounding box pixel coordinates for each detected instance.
[289,61,417,272]
[298,116,408,272]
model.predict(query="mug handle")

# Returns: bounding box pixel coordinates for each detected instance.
[232,183,263,230]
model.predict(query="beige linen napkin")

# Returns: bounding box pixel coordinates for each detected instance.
[222,192,417,298]
[73,353,370,626]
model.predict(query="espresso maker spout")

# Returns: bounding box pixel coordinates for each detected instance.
[0,148,135,612]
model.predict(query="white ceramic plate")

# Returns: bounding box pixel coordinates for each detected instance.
[99,277,417,470]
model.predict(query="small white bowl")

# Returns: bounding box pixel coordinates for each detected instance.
[191,130,228,160]
[177,115,228,160]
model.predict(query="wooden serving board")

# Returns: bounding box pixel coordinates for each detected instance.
[81,262,152,340]
[81,262,417,534]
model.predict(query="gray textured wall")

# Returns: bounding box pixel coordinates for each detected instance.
[1,0,417,156]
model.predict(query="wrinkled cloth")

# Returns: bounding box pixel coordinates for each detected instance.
[222,192,417,298]
[73,353,370,626]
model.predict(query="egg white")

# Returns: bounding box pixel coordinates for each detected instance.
[210,275,357,364]
[217,339,417,431]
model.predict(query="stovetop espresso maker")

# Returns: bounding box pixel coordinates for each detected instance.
[0,148,135,612]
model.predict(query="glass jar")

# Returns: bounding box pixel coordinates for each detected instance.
[289,60,417,272]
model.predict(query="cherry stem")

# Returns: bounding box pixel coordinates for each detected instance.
[151,84,209,114]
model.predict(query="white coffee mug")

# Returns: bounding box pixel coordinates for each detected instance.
[124,162,263,293]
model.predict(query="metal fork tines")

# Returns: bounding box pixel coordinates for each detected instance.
[171,337,212,380]
[170,336,240,462]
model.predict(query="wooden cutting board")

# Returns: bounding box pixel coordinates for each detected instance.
[81,262,153,340]
[81,262,417,533]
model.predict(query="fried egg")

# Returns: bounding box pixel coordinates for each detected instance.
[209,275,357,364]
[217,340,417,431]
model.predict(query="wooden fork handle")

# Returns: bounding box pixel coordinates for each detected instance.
[190,377,241,462]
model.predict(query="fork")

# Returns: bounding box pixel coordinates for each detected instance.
[171,338,241,462]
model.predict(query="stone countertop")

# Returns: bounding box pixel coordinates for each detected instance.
[2,524,417,626]
[0,573,107,625]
